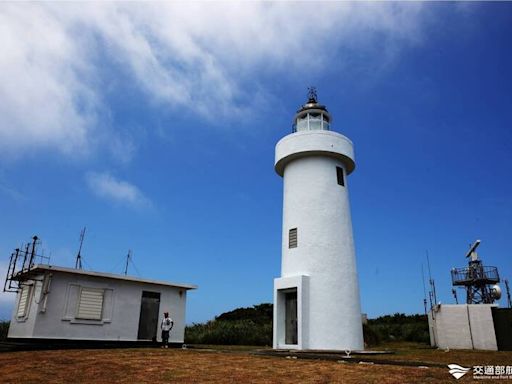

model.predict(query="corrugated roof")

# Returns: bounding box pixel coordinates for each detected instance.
[17,264,197,290]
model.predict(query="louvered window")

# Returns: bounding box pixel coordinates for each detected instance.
[76,288,104,320]
[336,166,345,187]
[16,285,31,318]
[289,228,298,248]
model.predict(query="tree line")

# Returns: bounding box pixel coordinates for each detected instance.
[185,304,430,346]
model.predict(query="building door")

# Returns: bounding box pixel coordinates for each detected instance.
[492,307,512,351]
[285,290,298,345]
[137,291,161,340]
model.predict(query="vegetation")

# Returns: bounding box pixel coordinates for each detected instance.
[366,313,429,345]
[185,304,272,346]
[0,321,9,340]
[185,304,429,346]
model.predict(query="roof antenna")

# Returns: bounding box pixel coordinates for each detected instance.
[124,250,132,275]
[75,227,86,270]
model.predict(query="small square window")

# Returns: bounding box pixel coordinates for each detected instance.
[76,287,104,320]
[289,228,298,248]
[336,166,345,187]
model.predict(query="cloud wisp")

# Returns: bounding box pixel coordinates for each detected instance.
[0,2,426,161]
[85,172,151,209]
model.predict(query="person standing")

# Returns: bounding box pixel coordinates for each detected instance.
[161,311,174,348]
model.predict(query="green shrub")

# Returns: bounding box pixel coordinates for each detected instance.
[366,313,429,344]
[185,305,430,347]
[363,323,380,346]
[185,319,272,346]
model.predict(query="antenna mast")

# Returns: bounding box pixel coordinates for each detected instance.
[76,227,86,270]
[505,279,512,308]
[124,250,132,275]
[421,264,428,315]
[426,250,437,306]
[451,240,500,304]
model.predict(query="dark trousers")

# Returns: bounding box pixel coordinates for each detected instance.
[162,330,170,346]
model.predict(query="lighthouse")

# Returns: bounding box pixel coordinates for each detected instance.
[273,88,364,351]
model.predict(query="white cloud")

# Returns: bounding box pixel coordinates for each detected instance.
[0,2,425,160]
[85,172,151,208]
[0,3,98,159]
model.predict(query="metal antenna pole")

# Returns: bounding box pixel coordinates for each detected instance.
[76,227,86,270]
[506,279,512,308]
[421,264,428,315]
[28,236,38,270]
[452,288,458,304]
[3,252,15,292]
[8,248,20,291]
[426,250,437,305]
[124,250,132,275]
[21,243,30,271]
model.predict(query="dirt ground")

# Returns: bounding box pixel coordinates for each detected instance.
[3,344,508,384]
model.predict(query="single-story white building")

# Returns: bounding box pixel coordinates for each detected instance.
[7,264,197,345]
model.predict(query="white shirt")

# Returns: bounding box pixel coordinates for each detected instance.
[161,317,173,331]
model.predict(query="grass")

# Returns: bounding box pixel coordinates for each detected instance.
[0,342,510,383]
[367,341,512,367]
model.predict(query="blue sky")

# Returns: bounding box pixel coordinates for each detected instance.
[1,2,511,323]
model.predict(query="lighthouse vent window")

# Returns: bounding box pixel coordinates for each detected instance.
[336,166,345,187]
[289,228,298,248]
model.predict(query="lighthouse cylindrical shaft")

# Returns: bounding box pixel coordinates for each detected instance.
[273,129,364,351]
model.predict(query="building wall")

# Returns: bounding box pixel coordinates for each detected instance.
[7,281,39,338]
[469,305,498,350]
[8,271,188,343]
[428,304,498,351]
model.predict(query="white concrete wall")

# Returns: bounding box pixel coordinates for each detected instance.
[273,275,309,350]
[8,282,38,339]
[275,130,363,351]
[468,305,498,350]
[428,304,498,351]
[8,270,188,343]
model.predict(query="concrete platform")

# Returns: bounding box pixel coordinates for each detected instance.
[251,349,446,368]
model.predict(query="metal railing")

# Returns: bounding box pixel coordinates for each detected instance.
[451,265,499,285]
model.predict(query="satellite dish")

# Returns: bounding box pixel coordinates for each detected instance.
[491,284,502,300]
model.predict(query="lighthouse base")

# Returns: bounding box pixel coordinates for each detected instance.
[273,274,364,351]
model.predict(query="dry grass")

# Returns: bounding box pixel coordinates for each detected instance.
[367,342,512,367]
[0,345,482,384]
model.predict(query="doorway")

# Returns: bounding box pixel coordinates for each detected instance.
[137,291,161,340]
[285,290,298,345]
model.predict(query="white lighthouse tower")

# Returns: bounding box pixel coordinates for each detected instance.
[273,88,364,351]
